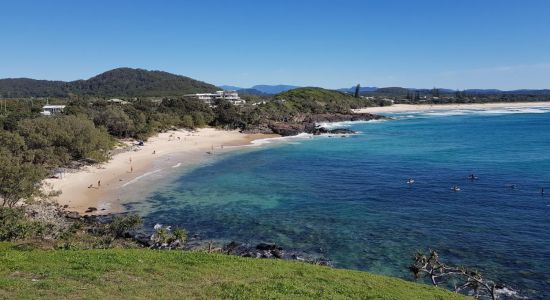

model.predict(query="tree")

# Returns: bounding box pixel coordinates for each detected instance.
[410,250,514,300]
[0,130,27,157]
[94,106,136,137]
[180,115,194,128]
[212,100,243,129]
[414,91,421,101]
[0,148,46,208]
[17,115,113,166]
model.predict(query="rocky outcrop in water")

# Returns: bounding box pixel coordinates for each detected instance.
[245,113,385,136]
[222,241,332,266]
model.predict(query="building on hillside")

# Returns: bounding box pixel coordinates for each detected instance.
[107,98,130,105]
[40,105,66,116]
[185,91,246,106]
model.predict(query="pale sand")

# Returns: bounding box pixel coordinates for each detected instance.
[43,128,276,215]
[353,102,550,114]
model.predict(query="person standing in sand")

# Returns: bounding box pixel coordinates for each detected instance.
[97,180,101,188]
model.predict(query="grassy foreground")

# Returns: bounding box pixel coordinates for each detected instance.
[0,243,466,299]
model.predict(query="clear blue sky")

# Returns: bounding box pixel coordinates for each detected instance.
[1,0,549,89]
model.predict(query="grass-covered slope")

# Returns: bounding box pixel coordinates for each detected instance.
[0,243,465,299]
[275,87,377,113]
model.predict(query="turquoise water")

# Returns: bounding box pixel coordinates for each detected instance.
[131,107,550,298]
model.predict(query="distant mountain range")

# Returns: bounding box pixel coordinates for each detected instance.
[1,68,549,98]
[339,86,550,96]
[228,84,550,96]
[0,68,217,98]
[219,84,300,95]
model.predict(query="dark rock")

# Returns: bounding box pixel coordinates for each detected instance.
[272,249,283,259]
[306,113,384,123]
[268,123,305,136]
[223,241,244,255]
[85,207,98,213]
[256,243,282,251]
[327,128,355,135]
[65,211,81,219]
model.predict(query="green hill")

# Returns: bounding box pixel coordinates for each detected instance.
[276,87,357,103]
[0,68,218,98]
[0,243,465,299]
[275,87,378,113]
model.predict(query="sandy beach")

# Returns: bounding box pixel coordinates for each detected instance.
[43,128,276,215]
[353,102,550,114]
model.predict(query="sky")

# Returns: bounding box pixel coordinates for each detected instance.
[1,0,549,90]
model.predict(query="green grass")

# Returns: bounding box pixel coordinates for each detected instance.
[0,243,467,299]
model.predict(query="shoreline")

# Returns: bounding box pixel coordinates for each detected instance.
[43,128,278,215]
[353,101,550,114]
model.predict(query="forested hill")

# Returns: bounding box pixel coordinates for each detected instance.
[0,68,218,98]
[275,87,388,112]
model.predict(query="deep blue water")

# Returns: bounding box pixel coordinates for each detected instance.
[131,108,550,298]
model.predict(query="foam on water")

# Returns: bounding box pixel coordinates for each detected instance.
[414,107,550,118]
[248,133,314,146]
[122,169,162,187]
[318,119,386,130]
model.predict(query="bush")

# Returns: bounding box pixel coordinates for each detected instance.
[173,227,188,243]
[109,214,143,238]
[149,224,188,249]
[0,148,46,208]
[0,208,47,241]
[180,115,194,128]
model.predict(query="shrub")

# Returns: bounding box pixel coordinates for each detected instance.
[109,214,143,238]
[180,115,194,128]
[173,227,188,243]
[0,208,47,241]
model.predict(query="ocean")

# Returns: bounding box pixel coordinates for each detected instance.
[129,107,550,298]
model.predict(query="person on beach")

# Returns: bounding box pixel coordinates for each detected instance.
[130,166,133,173]
[153,150,156,155]
[97,180,101,188]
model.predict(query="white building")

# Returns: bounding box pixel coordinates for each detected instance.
[41,105,66,116]
[185,91,246,106]
[107,98,130,105]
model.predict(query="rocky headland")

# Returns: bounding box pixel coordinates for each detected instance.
[244,113,386,136]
